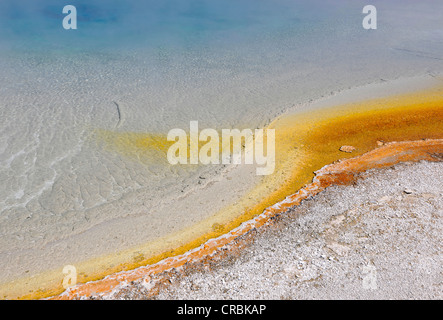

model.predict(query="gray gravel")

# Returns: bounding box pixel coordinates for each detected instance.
[104,160,443,300]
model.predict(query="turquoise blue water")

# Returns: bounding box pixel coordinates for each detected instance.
[0,0,319,52]
[1,0,365,132]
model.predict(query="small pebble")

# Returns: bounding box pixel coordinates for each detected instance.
[339,145,356,153]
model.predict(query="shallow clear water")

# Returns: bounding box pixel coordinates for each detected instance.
[0,0,442,273]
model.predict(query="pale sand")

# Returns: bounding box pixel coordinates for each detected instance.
[2,74,442,299]
[109,160,443,300]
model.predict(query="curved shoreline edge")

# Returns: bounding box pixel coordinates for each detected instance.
[2,77,442,300]
[51,138,443,299]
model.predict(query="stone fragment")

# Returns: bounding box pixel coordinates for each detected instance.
[339,145,356,153]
